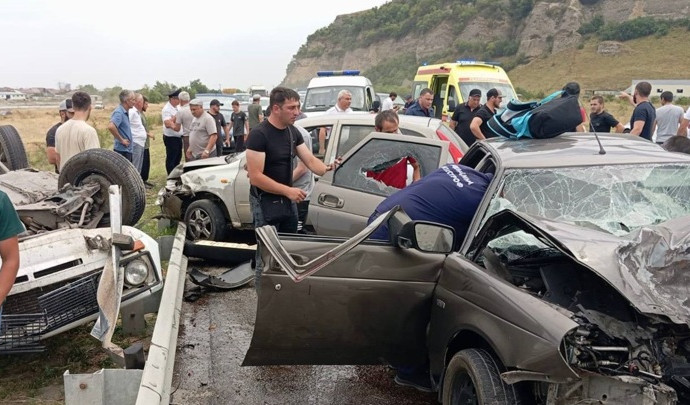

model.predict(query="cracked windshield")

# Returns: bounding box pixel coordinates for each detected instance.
[488,164,690,236]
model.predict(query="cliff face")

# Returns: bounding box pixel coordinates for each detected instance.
[281,0,690,89]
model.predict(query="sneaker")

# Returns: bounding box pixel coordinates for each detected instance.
[394,371,433,392]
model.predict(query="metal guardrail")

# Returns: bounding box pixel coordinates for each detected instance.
[136,222,187,405]
[64,222,188,405]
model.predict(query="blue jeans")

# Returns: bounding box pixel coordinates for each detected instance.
[250,193,298,293]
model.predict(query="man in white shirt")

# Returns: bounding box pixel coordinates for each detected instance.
[55,92,100,171]
[381,91,399,112]
[176,91,194,160]
[128,93,148,172]
[162,89,183,173]
[318,89,353,154]
[655,91,684,144]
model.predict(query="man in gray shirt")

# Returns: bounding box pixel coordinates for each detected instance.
[655,91,684,144]
[187,99,218,160]
[293,112,315,234]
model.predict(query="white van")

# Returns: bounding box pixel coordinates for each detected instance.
[303,70,376,116]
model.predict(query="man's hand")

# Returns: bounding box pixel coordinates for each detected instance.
[201,150,210,159]
[326,157,343,172]
[285,187,307,203]
[186,150,193,160]
[121,138,130,147]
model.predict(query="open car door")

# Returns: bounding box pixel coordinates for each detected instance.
[243,208,455,367]
[309,132,450,236]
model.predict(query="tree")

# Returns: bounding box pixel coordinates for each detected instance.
[77,84,100,94]
[188,79,212,95]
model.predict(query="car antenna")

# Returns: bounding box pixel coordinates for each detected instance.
[589,122,606,155]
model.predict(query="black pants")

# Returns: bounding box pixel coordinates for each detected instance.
[216,135,224,157]
[141,148,150,181]
[164,136,182,174]
[234,135,245,152]
[297,200,309,232]
[115,150,132,162]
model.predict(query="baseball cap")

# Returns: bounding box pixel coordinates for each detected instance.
[210,99,223,107]
[469,89,481,98]
[59,99,74,112]
[253,94,261,101]
[189,98,203,106]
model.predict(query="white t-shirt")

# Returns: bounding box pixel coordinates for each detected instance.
[188,112,218,158]
[55,119,100,171]
[381,97,395,111]
[128,107,147,147]
[324,104,352,139]
[292,126,315,200]
[162,102,182,138]
[655,104,684,142]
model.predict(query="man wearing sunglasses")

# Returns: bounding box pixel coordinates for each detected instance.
[469,88,502,141]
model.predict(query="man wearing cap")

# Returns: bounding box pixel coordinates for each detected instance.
[470,88,502,141]
[108,89,135,161]
[248,94,264,134]
[208,99,229,157]
[187,99,218,161]
[176,91,194,160]
[55,92,99,171]
[46,98,74,171]
[162,88,183,174]
[450,89,482,147]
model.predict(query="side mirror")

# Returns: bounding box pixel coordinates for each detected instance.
[396,221,455,254]
[448,100,456,112]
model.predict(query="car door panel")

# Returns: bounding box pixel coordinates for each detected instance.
[244,216,447,367]
[310,133,450,236]
[233,155,252,226]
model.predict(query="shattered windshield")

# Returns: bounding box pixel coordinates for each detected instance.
[487,164,690,236]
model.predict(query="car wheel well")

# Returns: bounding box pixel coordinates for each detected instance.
[182,192,231,223]
[445,330,497,367]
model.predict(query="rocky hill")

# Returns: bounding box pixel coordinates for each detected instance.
[281,0,690,92]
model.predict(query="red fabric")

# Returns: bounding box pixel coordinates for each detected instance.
[366,157,416,189]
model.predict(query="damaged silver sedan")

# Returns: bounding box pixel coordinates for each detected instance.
[244,134,690,404]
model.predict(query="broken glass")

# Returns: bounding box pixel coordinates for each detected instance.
[333,139,442,196]
[485,164,690,236]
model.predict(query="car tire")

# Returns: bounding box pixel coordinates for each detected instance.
[58,149,146,226]
[441,349,523,405]
[0,125,29,171]
[184,199,226,241]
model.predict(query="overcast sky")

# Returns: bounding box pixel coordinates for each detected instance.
[1,0,389,91]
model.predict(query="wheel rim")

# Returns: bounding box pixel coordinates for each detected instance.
[188,208,213,240]
[451,371,478,405]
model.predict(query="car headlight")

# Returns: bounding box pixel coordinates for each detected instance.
[124,259,150,286]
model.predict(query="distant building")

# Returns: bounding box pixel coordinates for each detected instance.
[627,80,690,99]
[0,89,27,101]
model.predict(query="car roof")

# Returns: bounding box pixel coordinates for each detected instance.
[296,113,443,132]
[480,133,690,169]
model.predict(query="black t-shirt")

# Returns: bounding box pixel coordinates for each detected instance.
[589,111,619,133]
[208,111,227,138]
[231,111,247,136]
[451,103,480,147]
[475,105,497,139]
[246,120,304,187]
[630,101,656,141]
[46,122,62,147]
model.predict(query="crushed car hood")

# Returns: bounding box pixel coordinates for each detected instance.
[507,210,690,326]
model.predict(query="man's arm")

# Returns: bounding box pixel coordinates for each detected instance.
[46,147,58,165]
[224,124,230,143]
[244,116,249,136]
[293,160,308,181]
[0,236,20,303]
[614,123,625,133]
[629,120,645,136]
[246,149,306,201]
[318,128,327,154]
[411,160,421,182]
[204,133,218,158]
[107,121,130,146]
[295,143,333,176]
[469,117,486,140]
[678,118,689,136]
[619,91,636,107]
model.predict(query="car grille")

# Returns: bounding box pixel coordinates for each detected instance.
[1,272,100,353]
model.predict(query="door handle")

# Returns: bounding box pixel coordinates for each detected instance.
[318,193,344,208]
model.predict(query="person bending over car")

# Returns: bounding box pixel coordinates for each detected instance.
[368,163,492,250]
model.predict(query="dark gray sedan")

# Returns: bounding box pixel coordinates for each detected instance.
[244,134,690,404]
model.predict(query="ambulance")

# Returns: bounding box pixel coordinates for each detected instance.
[303,70,376,116]
[411,61,518,122]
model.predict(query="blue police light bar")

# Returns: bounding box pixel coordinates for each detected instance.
[456,59,502,66]
[316,70,360,77]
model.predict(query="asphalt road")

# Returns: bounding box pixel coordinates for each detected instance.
[171,259,436,405]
